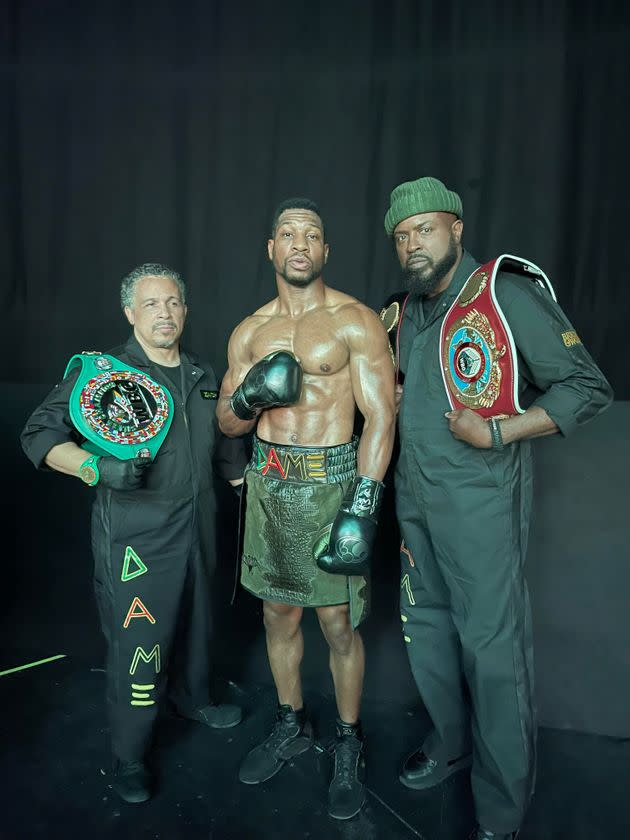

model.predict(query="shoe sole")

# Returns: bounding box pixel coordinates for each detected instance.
[399,755,472,790]
[112,785,152,804]
[206,714,243,729]
[328,794,366,821]
[117,792,152,804]
[177,708,243,729]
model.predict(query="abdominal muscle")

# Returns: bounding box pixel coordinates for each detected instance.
[256,368,357,447]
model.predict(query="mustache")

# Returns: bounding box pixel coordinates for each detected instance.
[406,253,432,267]
[152,321,177,330]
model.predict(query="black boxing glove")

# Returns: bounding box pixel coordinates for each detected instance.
[97,454,151,491]
[313,475,384,575]
[230,351,303,420]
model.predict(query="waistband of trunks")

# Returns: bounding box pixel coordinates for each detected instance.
[249,435,358,484]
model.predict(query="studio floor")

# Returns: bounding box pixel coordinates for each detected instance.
[1,649,629,840]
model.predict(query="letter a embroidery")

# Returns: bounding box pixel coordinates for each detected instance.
[123,596,157,629]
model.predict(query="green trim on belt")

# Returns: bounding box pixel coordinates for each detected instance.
[65,352,174,460]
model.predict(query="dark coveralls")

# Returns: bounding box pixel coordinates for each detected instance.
[395,250,613,832]
[21,336,245,762]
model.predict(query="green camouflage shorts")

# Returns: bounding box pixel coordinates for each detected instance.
[241,436,370,628]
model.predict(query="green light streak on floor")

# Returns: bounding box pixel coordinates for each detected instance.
[0,654,67,677]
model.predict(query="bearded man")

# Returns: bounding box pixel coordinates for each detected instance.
[381,176,613,840]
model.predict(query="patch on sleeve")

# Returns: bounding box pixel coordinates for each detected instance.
[561,330,581,348]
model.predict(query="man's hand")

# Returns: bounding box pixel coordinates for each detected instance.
[314,476,384,575]
[99,455,151,490]
[444,409,492,449]
[230,351,303,420]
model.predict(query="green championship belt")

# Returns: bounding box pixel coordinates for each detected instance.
[65,353,174,460]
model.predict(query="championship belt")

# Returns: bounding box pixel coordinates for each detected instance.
[65,353,174,460]
[439,254,556,418]
[379,291,409,380]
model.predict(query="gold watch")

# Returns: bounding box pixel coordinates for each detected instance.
[79,455,101,486]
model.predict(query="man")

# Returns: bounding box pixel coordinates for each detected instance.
[217,198,395,820]
[382,177,612,840]
[381,177,613,840]
[21,263,245,804]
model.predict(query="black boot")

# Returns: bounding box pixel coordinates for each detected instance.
[328,719,365,820]
[182,702,242,729]
[400,747,472,790]
[239,704,313,784]
[111,758,153,804]
[469,827,520,839]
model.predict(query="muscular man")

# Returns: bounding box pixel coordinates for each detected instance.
[21,263,245,804]
[381,177,613,840]
[217,198,395,820]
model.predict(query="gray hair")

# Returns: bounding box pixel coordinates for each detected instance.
[120,263,187,310]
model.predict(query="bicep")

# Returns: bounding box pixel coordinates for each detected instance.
[348,310,396,420]
[219,322,255,398]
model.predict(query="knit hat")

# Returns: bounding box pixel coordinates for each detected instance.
[384,176,462,235]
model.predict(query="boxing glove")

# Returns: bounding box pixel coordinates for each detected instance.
[314,475,384,575]
[230,351,303,420]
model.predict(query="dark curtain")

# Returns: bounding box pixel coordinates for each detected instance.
[1,0,627,394]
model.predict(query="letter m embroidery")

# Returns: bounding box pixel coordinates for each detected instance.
[129,644,161,676]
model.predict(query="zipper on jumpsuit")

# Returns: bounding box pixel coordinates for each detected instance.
[180,363,197,531]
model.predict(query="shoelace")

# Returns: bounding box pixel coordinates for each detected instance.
[332,737,361,787]
[263,716,300,752]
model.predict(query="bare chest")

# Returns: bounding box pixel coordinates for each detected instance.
[250,310,349,376]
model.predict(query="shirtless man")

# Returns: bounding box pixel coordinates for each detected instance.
[217,198,395,819]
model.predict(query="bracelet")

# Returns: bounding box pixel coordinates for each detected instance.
[79,454,101,486]
[489,417,504,451]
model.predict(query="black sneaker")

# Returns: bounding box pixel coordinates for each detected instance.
[239,704,314,784]
[185,702,242,729]
[328,720,365,820]
[111,759,153,804]
[469,828,520,840]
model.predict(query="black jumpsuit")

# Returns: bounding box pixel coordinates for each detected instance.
[21,336,245,762]
[394,251,613,833]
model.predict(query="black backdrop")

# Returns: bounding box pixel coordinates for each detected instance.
[1,0,628,393]
[2,1,629,742]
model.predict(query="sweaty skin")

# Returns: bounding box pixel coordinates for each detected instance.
[217,210,395,482]
[216,208,396,723]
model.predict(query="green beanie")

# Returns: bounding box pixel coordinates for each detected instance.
[384,176,462,235]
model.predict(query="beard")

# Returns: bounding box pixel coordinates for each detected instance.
[151,321,179,348]
[403,235,459,298]
[278,258,323,288]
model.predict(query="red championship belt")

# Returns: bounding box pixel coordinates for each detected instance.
[439,254,556,418]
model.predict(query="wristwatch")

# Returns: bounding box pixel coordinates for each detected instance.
[489,417,504,451]
[79,454,101,486]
